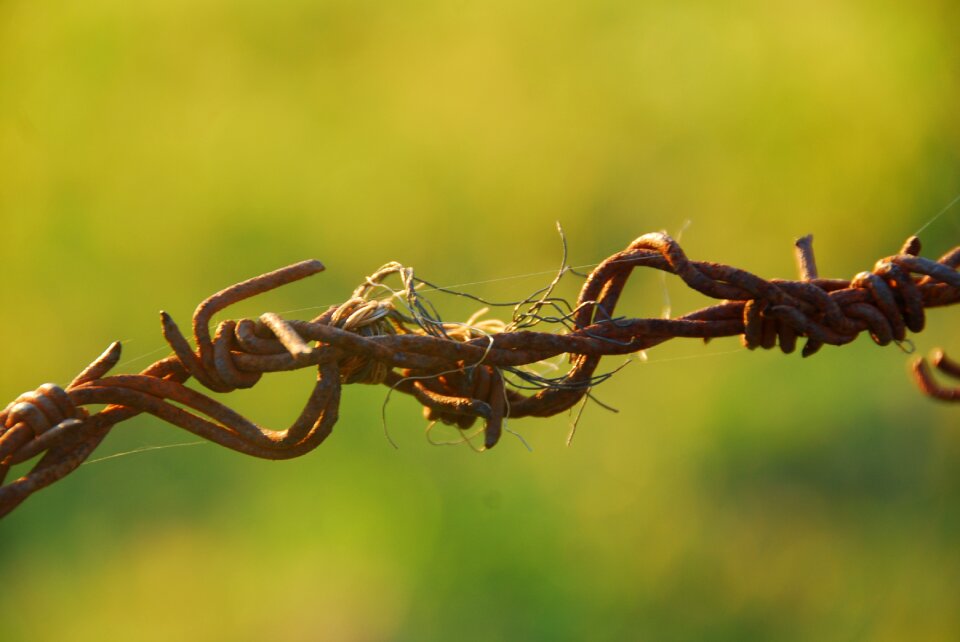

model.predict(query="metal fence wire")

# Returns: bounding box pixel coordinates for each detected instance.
[2,231,959,518]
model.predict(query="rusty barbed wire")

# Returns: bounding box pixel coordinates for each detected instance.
[2,232,960,518]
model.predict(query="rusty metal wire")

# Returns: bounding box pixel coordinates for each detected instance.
[2,232,959,518]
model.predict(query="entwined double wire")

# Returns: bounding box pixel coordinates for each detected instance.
[2,232,959,518]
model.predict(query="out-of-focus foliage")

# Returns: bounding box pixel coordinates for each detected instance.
[2,1,960,640]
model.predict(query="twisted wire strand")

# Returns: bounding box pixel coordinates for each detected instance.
[2,232,959,518]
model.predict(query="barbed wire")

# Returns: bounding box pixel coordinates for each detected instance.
[2,231,959,518]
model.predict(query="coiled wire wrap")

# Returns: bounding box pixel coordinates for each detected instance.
[2,232,959,518]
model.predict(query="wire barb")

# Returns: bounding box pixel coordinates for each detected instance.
[2,232,960,518]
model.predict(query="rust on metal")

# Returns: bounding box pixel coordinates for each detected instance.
[2,232,960,518]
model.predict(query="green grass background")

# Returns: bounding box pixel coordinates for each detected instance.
[2,1,960,640]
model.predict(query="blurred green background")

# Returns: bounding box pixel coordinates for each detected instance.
[2,1,960,640]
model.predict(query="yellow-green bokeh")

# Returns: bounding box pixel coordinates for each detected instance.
[2,1,960,640]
